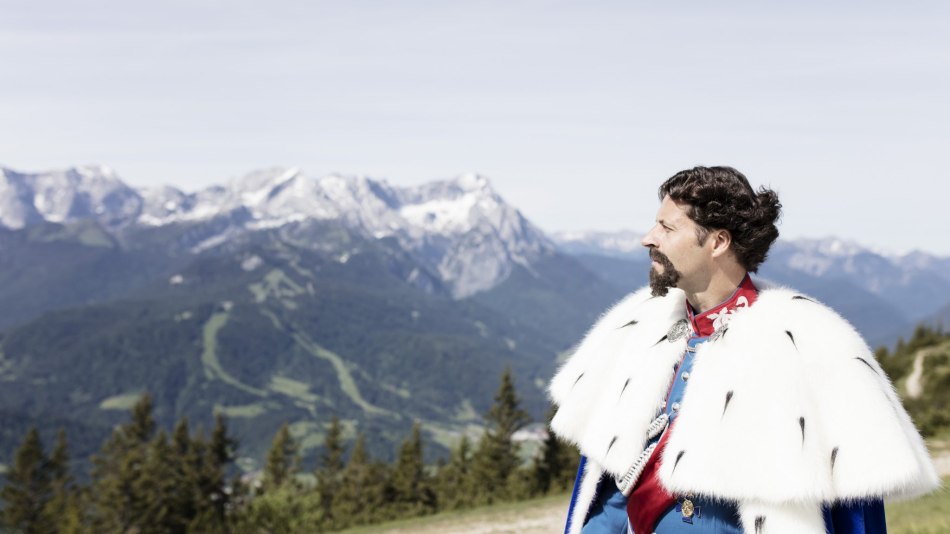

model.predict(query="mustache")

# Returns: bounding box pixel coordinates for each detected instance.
[650,249,672,265]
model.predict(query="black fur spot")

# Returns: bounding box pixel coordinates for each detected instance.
[831,447,839,474]
[792,295,815,303]
[799,417,806,445]
[653,335,669,346]
[785,330,797,349]
[722,391,734,417]
[672,450,685,474]
[711,326,729,342]
[572,373,584,389]
[619,378,631,400]
[606,436,618,455]
[619,319,638,329]
[755,516,766,533]
[855,357,879,375]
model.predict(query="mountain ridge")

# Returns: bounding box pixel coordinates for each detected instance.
[1,163,946,477]
[1,165,555,300]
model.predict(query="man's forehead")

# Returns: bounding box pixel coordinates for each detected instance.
[656,196,690,224]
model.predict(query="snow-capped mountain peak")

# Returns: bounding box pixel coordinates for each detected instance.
[550,229,647,259]
[0,165,142,229]
[454,172,491,192]
[0,164,554,299]
[232,166,303,207]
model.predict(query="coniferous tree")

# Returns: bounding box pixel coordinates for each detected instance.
[194,413,236,532]
[89,393,158,532]
[169,418,199,527]
[127,392,156,444]
[46,429,71,490]
[318,416,345,476]
[531,405,580,495]
[134,430,181,533]
[263,423,299,491]
[390,422,435,516]
[1,427,53,533]
[51,491,86,534]
[332,432,388,528]
[209,413,237,469]
[434,435,473,510]
[314,416,345,523]
[471,366,531,503]
[44,428,84,533]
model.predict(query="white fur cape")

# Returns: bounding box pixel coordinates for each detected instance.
[549,279,939,534]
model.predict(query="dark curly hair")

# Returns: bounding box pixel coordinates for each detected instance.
[658,166,782,273]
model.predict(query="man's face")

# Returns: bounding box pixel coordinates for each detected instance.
[640,195,712,296]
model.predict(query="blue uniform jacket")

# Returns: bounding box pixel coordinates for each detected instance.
[564,455,888,533]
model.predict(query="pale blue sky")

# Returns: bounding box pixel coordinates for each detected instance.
[1,1,948,254]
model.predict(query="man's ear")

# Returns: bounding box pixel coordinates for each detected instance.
[709,229,732,258]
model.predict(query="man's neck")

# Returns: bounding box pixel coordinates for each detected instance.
[684,271,749,314]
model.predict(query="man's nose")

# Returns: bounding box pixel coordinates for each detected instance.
[641,229,656,248]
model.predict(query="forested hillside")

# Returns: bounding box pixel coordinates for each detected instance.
[0,369,579,533]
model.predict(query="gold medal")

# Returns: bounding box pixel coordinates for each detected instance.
[681,498,694,518]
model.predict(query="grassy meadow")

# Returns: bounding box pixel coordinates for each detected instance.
[337,478,950,534]
[886,479,950,534]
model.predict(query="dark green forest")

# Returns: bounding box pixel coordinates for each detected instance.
[0,368,578,533]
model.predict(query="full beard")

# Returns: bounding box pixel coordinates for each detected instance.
[649,249,682,297]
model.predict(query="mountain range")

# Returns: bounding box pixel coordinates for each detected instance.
[0,164,946,472]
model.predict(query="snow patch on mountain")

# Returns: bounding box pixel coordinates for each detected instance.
[0,165,141,230]
[556,229,950,321]
[0,164,554,299]
[550,229,647,259]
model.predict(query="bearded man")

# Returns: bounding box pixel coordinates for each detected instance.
[549,166,938,534]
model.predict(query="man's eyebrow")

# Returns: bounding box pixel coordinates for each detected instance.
[657,218,676,229]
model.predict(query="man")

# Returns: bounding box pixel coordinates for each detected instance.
[549,167,938,534]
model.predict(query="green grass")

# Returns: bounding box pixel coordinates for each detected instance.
[378,381,412,399]
[201,310,267,397]
[269,375,320,404]
[35,222,113,248]
[214,401,273,418]
[76,225,114,247]
[98,391,144,411]
[248,268,307,303]
[289,421,326,452]
[453,399,480,422]
[424,421,484,452]
[290,419,358,453]
[258,307,284,330]
[887,478,950,534]
[291,330,390,416]
[329,481,950,534]
[336,492,568,534]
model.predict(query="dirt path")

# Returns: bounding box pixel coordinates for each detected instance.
[346,495,569,534]
[934,452,950,477]
[929,439,950,477]
[906,348,929,398]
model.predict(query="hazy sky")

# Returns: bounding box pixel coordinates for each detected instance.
[2,1,948,254]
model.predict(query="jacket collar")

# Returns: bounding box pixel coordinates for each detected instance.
[686,273,759,337]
